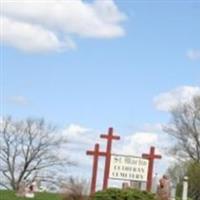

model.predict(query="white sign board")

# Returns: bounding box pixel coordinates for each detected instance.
[109,154,149,182]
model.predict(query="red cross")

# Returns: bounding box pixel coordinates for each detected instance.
[86,143,106,195]
[100,127,120,190]
[142,146,162,192]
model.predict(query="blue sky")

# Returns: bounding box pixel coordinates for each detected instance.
[1,1,199,128]
[1,0,200,187]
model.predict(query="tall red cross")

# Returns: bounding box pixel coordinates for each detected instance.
[142,146,162,192]
[86,143,106,195]
[100,127,120,190]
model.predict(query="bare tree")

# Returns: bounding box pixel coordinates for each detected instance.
[166,161,188,185]
[164,95,200,162]
[0,117,71,191]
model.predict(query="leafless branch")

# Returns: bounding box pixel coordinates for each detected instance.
[0,117,72,190]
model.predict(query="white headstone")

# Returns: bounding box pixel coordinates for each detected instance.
[152,173,159,193]
[182,176,188,200]
[25,193,35,198]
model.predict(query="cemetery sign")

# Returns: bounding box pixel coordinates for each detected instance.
[109,154,149,182]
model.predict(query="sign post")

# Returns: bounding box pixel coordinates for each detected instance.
[142,146,162,192]
[86,143,106,195]
[100,127,120,190]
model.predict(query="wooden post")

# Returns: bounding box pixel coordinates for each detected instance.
[100,127,120,190]
[86,143,106,195]
[142,146,162,192]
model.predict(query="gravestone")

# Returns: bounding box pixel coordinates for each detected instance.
[152,173,159,193]
[122,182,129,189]
[25,183,35,198]
[16,179,26,197]
[156,175,171,200]
[182,176,188,200]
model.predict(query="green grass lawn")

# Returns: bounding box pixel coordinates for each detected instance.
[0,190,62,200]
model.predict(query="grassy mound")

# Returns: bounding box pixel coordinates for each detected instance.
[0,190,62,200]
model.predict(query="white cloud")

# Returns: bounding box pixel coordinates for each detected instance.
[0,16,75,52]
[117,132,160,156]
[142,123,163,132]
[62,124,97,146]
[0,0,126,52]
[127,132,158,145]
[154,86,200,112]
[8,95,28,106]
[65,124,90,137]
[61,124,104,167]
[186,49,200,60]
